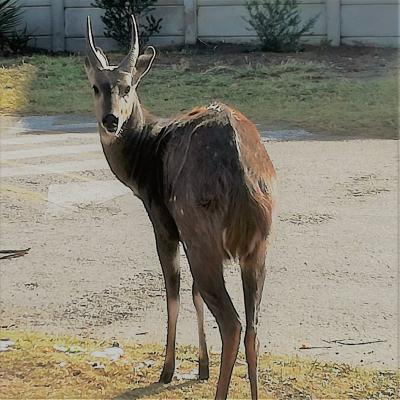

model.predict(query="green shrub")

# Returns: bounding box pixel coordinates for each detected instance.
[245,0,319,52]
[0,0,30,54]
[92,0,162,49]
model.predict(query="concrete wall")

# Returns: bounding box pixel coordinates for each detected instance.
[341,0,400,47]
[18,0,400,51]
[19,0,185,51]
[20,0,52,50]
[197,0,327,45]
[63,0,185,52]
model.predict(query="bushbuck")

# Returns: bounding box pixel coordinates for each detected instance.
[85,15,275,400]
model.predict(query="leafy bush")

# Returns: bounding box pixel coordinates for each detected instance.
[0,0,21,37]
[92,0,162,49]
[245,0,319,52]
[0,0,30,54]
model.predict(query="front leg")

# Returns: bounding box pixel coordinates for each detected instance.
[154,230,180,383]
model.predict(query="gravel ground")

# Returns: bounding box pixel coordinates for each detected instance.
[0,117,397,370]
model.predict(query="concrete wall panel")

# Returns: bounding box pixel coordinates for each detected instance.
[65,6,184,38]
[20,0,50,6]
[66,35,184,53]
[20,6,51,36]
[341,4,399,37]
[28,36,52,50]
[198,4,326,37]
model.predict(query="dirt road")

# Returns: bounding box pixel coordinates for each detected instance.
[0,115,397,369]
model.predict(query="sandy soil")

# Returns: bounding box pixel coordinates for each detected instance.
[0,120,398,370]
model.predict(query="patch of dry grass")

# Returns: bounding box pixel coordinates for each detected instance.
[0,60,37,112]
[0,330,398,399]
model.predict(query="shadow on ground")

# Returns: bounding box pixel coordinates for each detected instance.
[114,380,201,399]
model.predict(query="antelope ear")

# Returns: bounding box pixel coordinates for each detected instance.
[84,57,97,81]
[134,46,156,84]
[84,56,93,76]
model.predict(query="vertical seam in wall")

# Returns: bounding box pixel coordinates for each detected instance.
[51,0,65,52]
[339,0,342,45]
[326,0,341,46]
[184,0,198,45]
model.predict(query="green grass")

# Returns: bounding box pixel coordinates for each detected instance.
[0,54,398,138]
[1,330,398,399]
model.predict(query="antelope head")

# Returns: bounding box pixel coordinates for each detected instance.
[85,15,156,139]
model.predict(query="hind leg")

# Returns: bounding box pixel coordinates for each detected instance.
[240,240,267,400]
[192,281,209,380]
[186,247,241,400]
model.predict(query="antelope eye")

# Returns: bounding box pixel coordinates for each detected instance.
[93,85,99,94]
[124,86,131,96]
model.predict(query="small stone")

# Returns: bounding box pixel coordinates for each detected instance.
[0,340,15,352]
[91,362,106,369]
[91,346,123,361]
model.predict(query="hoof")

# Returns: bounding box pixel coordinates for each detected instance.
[159,367,174,384]
[199,363,209,380]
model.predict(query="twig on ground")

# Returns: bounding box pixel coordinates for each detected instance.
[0,248,30,260]
[323,339,387,346]
[197,39,215,49]
[299,344,332,350]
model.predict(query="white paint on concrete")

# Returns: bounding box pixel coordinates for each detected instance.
[1,143,101,161]
[0,133,98,146]
[0,115,97,134]
[1,159,109,178]
[47,180,131,212]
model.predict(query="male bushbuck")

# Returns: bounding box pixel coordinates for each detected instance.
[85,15,275,400]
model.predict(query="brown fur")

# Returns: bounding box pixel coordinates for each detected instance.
[162,103,275,261]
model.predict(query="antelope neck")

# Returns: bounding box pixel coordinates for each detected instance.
[100,110,165,202]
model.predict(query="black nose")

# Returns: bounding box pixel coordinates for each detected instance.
[102,114,119,132]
